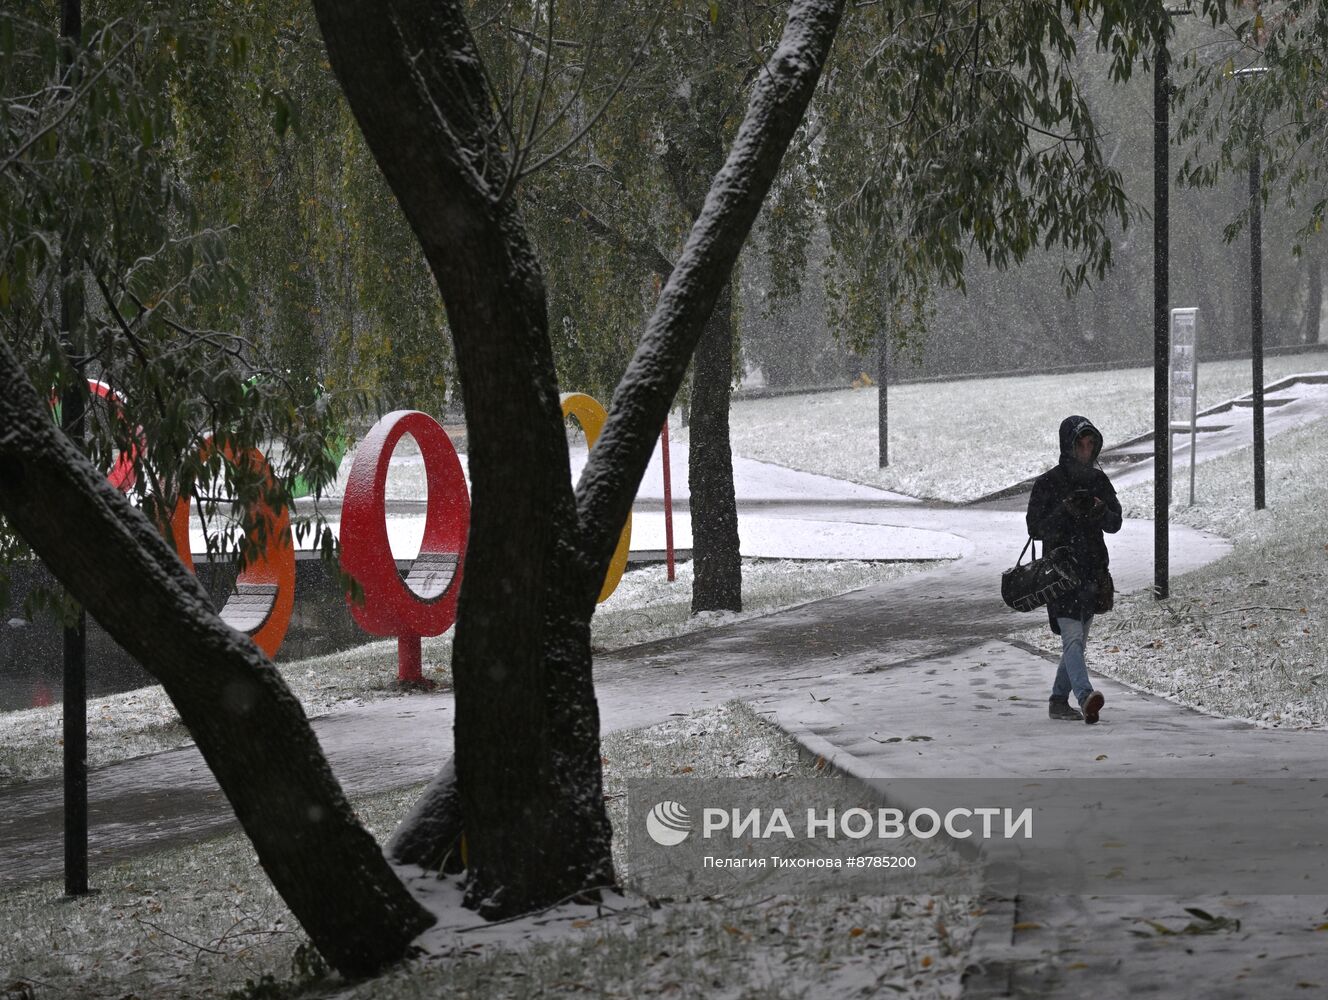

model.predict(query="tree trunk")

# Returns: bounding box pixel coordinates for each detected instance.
[311,0,615,918]
[0,337,432,978]
[688,281,742,612]
[656,8,746,616]
[313,0,843,919]
[1305,248,1323,344]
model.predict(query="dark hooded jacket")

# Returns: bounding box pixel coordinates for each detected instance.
[1025,415,1123,631]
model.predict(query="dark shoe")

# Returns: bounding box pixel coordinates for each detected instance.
[1081,691,1105,724]
[1049,698,1083,721]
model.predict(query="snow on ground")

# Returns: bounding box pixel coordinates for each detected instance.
[6,356,1328,782]
[628,510,965,559]
[0,705,975,1000]
[701,351,1328,501]
[6,359,1328,998]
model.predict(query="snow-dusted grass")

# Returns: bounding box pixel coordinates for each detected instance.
[1017,415,1328,728]
[0,704,976,1000]
[702,351,1327,501]
[0,559,934,788]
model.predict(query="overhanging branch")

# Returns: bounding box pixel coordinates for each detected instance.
[574,0,846,582]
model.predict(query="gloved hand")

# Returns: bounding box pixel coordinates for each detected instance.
[1061,493,1104,522]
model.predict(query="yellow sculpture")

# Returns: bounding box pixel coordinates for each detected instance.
[561,392,631,602]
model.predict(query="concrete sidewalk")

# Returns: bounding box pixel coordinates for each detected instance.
[771,642,1328,1000]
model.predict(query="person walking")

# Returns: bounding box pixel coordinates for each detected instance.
[1026,415,1122,724]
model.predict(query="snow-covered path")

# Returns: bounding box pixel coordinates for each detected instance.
[0,503,1230,887]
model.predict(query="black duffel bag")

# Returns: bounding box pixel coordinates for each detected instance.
[1001,537,1080,613]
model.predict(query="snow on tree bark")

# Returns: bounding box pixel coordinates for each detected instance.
[316,0,842,919]
[579,0,845,577]
[0,336,432,978]
[311,0,616,917]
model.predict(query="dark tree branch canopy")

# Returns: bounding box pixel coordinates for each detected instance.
[576,0,846,583]
[565,197,675,278]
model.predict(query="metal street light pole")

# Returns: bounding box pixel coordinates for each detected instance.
[59,0,90,900]
[1250,129,1266,509]
[1152,6,1192,601]
[1153,36,1172,600]
[877,330,888,467]
[1235,66,1268,510]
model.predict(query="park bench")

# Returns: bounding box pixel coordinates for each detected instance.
[401,551,458,602]
[218,582,279,635]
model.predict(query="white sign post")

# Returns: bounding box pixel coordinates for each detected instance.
[1169,307,1200,506]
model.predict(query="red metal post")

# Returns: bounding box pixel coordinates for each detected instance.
[661,419,675,582]
[397,635,424,685]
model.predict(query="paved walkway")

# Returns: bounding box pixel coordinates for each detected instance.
[5,374,1328,998]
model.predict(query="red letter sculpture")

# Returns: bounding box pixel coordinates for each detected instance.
[339,411,469,686]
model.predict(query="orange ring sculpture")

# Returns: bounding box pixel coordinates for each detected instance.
[168,439,296,659]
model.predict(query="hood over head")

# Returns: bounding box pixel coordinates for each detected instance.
[1058,415,1103,465]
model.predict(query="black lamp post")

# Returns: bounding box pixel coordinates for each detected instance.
[1234,65,1268,510]
[60,0,90,899]
[1152,6,1194,601]
[877,330,888,467]
[1153,34,1172,600]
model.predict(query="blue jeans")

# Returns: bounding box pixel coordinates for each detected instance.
[1051,616,1095,706]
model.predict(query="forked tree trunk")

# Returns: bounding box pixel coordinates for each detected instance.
[312,0,843,918]
[0,337,432,978]
[311,0,615,917]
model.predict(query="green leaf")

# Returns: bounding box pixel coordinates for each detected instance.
[709,1,719,25]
